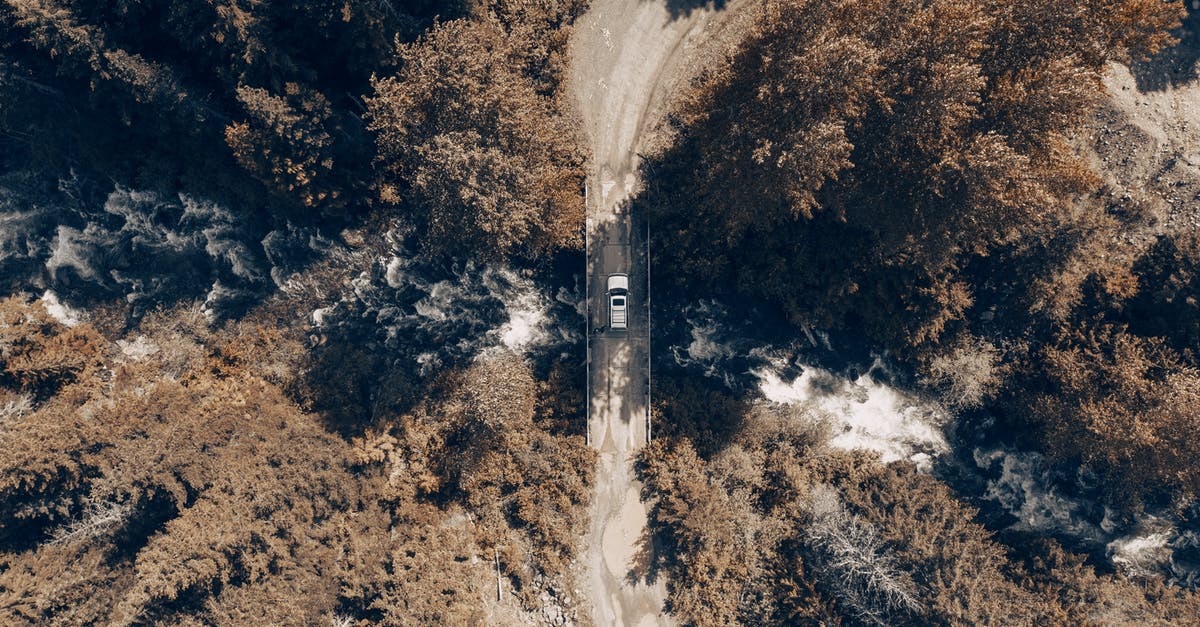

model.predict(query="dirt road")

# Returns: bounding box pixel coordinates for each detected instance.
[570,1,745,625]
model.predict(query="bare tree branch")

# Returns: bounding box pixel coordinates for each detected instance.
[804,485,923,625]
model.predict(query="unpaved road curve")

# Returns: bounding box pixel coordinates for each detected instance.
[570,1,746,625]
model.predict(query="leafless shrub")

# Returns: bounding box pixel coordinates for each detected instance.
[0,392,33,422]
[924,336,1005,410]
[804,485,922,625]
[48,498,133,546]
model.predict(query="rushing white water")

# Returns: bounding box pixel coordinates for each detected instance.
[972,447,1200,584]
[0,205,48,266]
[39,290,82,326]
[310,306,336,327]
[44,189,263,294]
[320,252,584,372]
[2,179,335,318]
[672,300,949,470]
[1109,529,1175,578]
[2,176,578,355]
[756,358,949,471]
[972,448,1101,539]
[671,300,740,386]
[1104,512,1200,586]
[669,298,1200,584]
[496,285,551,351]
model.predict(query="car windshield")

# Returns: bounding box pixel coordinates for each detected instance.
[613,297,625,306]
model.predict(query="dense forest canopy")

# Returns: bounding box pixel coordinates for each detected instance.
[642,0,1199,514]
[0,0,583,273]
[0,0,594,624]
[640,398,1200,625]
[646,0,1181,348]
[636,0,1200,624]
[0,0,436,216]
[366,16,585,261]
[0,0,1198,624]
[0,297,593,624]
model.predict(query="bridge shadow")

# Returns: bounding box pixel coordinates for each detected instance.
[1131,4,1200,92]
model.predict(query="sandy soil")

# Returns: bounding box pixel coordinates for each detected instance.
[568,0,748,625]
[1090,67,1200,237]
[1086,9,1200,244]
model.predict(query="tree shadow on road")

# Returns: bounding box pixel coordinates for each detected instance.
[625,517,666,587]
[1131,4,1200,92]
[662,0,726,20]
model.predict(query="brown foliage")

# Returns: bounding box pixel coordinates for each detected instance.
[1026,326,1200,510]
[0,544,131,625]
[645,0,1184,352]
[473,0,587,93]
[0,296,105,398]
[0,301,390,624]
[367,18,584,261]
[351,351,595,610]
[225,83,345,209]
[644,0,1200,523]
[639,394,1200,626]
[0,0,441,216]
[1016,537,1200,625]
[333,502,489,626]
[921,334,1006,410]
[0,300,598,625]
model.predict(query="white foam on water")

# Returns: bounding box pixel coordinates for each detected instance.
[671,300,739,386]
[412,280,461,322]
[669,300,949,470]
[201,281,248,322]
[39,290,82,326]
[496,285,549,351]
[1109,529,1175,578]
[45,225,104,281]
[673,297,1200,583]
[310,306,335,327]
[756,358,949,470]
[482,266,579,354]
[377,254,581,364]
[974,449,1200,585]
[384,256,408,289]
[30,188,272,317]
[973,448,1100,538]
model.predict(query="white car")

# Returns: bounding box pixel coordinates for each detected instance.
[607,273,629,330]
